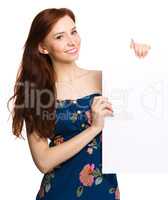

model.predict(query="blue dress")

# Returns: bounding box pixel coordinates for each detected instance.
[36,92,120,200]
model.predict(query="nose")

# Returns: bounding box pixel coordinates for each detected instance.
[67,35,75,46]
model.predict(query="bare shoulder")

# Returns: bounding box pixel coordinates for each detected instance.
[93,69,102,78]
[83,68,102,92]
[82,68,102,78]
[89,69,102,81]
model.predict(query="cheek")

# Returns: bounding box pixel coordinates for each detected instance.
[75,35,81,47]
[51,43,65,54]
[77,37,81,46]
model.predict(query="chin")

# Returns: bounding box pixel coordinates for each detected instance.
[65,54,79,62]
[67,58,78,63]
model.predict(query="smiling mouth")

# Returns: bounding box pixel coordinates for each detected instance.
[65,48,78,54]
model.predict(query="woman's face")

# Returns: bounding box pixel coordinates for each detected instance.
[40,15,81,63]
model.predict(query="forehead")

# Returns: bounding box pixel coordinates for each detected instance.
[51,15,75,33]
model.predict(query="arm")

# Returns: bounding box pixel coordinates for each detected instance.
[27,126,101,174]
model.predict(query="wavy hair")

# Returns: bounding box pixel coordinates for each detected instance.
[7,8,76,139]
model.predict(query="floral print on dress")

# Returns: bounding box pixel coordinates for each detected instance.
[108,186,120,199]
[70,112,79,123]
[79,163,95,186]
[53,135,64,145]
[38,171,55,199]
[49,135,65,168]
[38,135,65,199]
[84,109,102,155]
[49,135,64,147]
[76,163,104,197]
[86,138,100,155]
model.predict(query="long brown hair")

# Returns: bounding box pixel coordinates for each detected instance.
[7,8,76,139]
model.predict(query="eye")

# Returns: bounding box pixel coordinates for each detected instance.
[72,30,77,35]
[56,35,63,40]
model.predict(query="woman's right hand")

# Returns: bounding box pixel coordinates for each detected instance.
[90,95,113,132]
[130,38,151,58]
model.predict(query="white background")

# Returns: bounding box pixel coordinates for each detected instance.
[1,0,168,199]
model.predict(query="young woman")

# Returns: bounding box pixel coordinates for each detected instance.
[8,8,150,200]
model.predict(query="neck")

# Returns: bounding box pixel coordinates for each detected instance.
[53,61,80,83]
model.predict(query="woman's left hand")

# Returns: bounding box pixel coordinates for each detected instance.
[130,39,151,58]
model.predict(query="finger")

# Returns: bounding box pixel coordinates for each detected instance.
[92,96,105,103]
[99,102,113,112]
[102,109,114,117]
[92,96,108,107]
[96,99,111,107]
[130,38,135,49]
[96,99,111,110]
[137,46,144,58]
[134,45,141,58]
[140,46,144,58]
[143,49,148,57]
[143,44,151,57]
[141,44,151,57]
[142,47,148,58]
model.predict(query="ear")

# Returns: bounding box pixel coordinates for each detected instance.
[38,43,49,54]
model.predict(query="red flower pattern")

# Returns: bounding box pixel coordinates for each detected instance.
[79,164,95,187]
[53,135,64,146]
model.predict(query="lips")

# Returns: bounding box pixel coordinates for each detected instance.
[65,48,78,54]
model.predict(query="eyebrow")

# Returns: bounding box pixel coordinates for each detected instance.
[53,26,76,36]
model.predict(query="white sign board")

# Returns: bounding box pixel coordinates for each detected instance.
[102,53,168,173]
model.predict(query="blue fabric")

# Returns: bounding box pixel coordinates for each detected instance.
[36,92,120,200]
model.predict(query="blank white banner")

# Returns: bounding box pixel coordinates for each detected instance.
[102,52,168,173]
[101,0,168,174]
